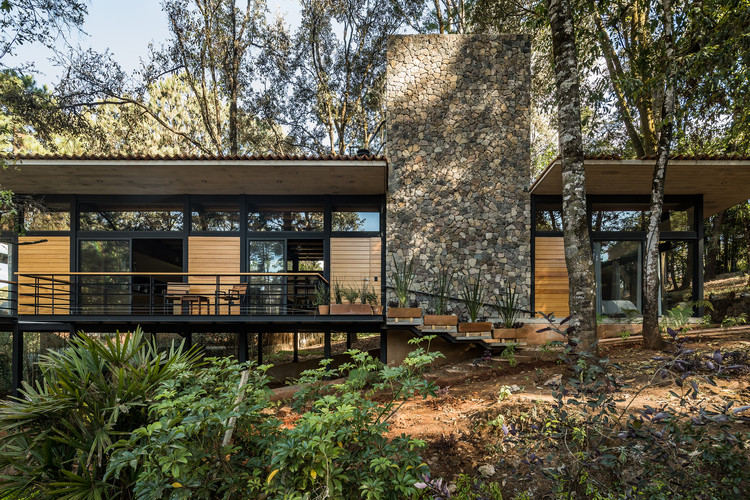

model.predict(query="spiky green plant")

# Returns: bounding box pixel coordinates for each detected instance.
[333,281,344,304]
[392,255,416,307]
[460,272,485,322]
[314,280,329,306]
[432,265,454,315]
[0,328,200,498]
[495,281,522,328]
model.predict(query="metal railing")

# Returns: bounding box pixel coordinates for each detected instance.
[0,279,17,318]
[15,272,328,317]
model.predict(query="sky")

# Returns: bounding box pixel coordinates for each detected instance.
[8,0,301,88]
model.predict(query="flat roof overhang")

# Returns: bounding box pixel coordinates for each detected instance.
[530,158,750,217]
[3,157,388,196]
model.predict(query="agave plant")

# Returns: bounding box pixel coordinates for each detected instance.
[392,255,416,307]
[0,328,200,498]
[431,265,454,315]
[460,272,485,323]
[495,281,523,328]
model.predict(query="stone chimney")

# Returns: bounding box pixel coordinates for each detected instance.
[386,34,531,314]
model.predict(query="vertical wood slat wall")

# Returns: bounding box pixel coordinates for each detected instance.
[330,237,382,300]
[534,237,569,317]
[187,236,241,314]
[17,236,71,315]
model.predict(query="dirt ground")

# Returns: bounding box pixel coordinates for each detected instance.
[383,327,750,491]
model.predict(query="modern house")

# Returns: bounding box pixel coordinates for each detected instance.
[1,34,750,395]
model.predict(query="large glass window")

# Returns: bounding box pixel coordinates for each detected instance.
[248,204,323,232]
[79,203,183,231]
[247,240,285,314]
[191,202,239,232]
[0,242,12,316]
[660,240,695,312]
[79,240,131,313]
[24,201,70,231]
[596,241,642,316]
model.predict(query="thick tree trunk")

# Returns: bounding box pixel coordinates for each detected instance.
[547,0,597,353]
[704,211,725,281]
[642,0,675,350]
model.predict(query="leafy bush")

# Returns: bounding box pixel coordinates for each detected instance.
[0,328,198,498]
[505,315,750,499]
[107,337,443,499]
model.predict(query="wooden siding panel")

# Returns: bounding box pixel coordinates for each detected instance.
[331,238,381,298]
[534,237,569,317]
[188,236,241,313]
[18,236,70,314]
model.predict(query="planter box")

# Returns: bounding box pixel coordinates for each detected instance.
[318,305,330,315]
[422,314,458,332]
[492,327,523,340]
[457,322,493,336]
[330,303,373,315]
[386,307,423,326]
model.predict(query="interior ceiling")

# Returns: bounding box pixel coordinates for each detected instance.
[531,159,750,217]
[6,159,388,196]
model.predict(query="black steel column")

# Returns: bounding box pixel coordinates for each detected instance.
[346,332,352,350]
[238,331,248,363]
[11,324,22,397]
[379,327,387,364]
[257,332,263,365]
[293,331,299,363]
[324,329,331,359]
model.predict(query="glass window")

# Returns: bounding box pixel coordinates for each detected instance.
[535,203,563,231]
[596,240,642,316]
[590,201,695,233]
[79,240,131,313]
[0,241,12,316]
[660,240,695,312]
[79,203,183,231]
[247,240,285,273]
[332,211,379,231]
[248,205,323,232]
[660,204,695,232]
[191,203,239,231]
[24,201,70,231]
[591,204,647,231]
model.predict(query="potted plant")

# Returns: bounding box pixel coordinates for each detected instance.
[361,280,382,315]
[314,281,330,315]
[423,265,457,332]
[387,255,422,325]
[331,285,371,314]
[492,281,525,340]
[457,272,492,336]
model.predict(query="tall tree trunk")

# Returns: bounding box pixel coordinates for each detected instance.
[704,211,724,281]
[642,0,675,350]
[229,3,238,156]
[547,0,597,352]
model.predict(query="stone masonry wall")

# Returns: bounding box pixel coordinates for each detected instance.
[386,34,531,318]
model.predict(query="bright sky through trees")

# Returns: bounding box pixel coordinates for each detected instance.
[7,0,301,86]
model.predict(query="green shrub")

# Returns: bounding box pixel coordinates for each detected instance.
[0,328,198,498]
[107,337,443,499]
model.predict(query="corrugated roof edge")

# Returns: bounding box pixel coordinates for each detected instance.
[5,153,388,162]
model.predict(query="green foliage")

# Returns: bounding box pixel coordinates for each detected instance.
[721,313,748,328]
[333,280,344,304]
[342,286,360,304]
[617,330,631,340]
[500,345,517,368]
[431,264,454,315]
[105,339,443,498]
[494,281,522,328]
[392,255,416,307]
[106,358,274,498]
[313,280,329,306]
[660,304,694,331]
[460,272,485,323]
[497,385,513,402]
[0,328,199,498]
[505,313,750,498]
